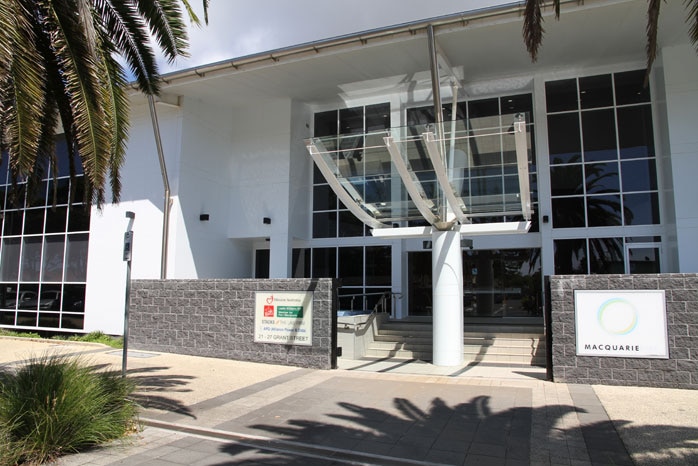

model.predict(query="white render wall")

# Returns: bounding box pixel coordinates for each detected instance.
[84,103,184,334]
[662,44,698,272]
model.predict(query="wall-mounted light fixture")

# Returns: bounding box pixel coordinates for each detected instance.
[263,217,271,225]
[542,215,549,224]
[199,214,210,221]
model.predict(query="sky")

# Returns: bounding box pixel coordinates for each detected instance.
[161,0,509,73]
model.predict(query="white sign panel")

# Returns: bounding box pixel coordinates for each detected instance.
[575,290,668,358]
[254,291,313,346]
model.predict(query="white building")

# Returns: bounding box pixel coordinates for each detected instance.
[1,0,696,349]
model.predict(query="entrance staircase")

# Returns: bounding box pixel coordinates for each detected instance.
[365,321,546,366]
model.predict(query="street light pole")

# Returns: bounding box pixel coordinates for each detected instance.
[122,211,135,378]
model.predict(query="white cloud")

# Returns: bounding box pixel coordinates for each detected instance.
[158,0,509,73]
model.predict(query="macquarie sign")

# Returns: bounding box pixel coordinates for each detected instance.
[574,290,668,358]
[254,291,313,346]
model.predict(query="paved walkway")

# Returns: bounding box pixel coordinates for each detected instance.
[0,338,696,465]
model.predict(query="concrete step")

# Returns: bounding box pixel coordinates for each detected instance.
[366,322,546,366]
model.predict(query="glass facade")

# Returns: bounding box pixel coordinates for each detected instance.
[547,70,659,230]
[291,246,392,312]
[312,103,391,238]
[547,70,661,275]
[0,137,89,330]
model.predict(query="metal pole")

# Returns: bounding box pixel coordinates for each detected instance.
[427,25,447,222]
[147,95,171,279]
[122,211,135,378]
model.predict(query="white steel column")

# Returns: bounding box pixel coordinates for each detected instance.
[432,229,463,366]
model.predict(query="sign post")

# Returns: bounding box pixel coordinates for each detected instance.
[122,211,135,377]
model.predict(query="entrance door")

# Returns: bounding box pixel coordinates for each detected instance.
[407,249,542,320]
[407,251,432,316]
[625,243,661,274]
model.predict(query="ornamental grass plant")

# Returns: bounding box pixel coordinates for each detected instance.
[0,354,138,465]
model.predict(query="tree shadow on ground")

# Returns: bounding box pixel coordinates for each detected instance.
[125,366,196,418]
[214,394,698,465]
[217,395,571,464]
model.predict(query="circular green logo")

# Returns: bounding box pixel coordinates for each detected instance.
[597,298,638,335]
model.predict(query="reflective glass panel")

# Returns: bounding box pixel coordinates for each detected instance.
[64,233,88,282]
[621,159,657,192]
[339,107,363,135]
[23,209,44,234]
[365,246,391,286]
[338,210,364,237]
[48,178,70,205]
[291,248,311,278]
[42,236,65,282]
[45,207,67,233]
[20,237,42,281]
[585,162,619,194]
[550,164,583,196]
[312,212,336,238]
[60,314,84,329]
[552,198,585,228]
[587,195,622,226]
[365,103,390,131]
[313,184,336,211]
[312,247,336,278]
[614,70,651,105]
[0,238,21,281]
[254,249,269,279]
[67,205,90,232]
[589,237,624,273]
[582,109,617,161]
[314,110,337,137]
[62,284,85,313]
[548,113,581,164]
[628,247,660,273]
[39,312,60,328]
[554,239,588,274]
[623,193,660,225]
[617,105,655,159]
[339,247,363,286]
[546,79,578,112]
[579,74,613,109]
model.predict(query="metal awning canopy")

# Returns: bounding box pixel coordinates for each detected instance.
[306,24,533,238]
[306,115,532,237]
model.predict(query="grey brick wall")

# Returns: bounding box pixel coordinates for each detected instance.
[550,274,698,389]
[128,278,336,370]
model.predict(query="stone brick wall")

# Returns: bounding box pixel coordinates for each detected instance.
[128,278,337,370]
[550,274,698,389]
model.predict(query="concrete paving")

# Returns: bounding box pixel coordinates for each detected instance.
[0,337,696,465]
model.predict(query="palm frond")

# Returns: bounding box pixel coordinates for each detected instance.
[523,0,545,62]
[96,33,129,204]
[94,0,160,95]
[646,0,661,82]
[687,0,698,49]
[135,0,189,64]
[47,0,111,205]
[4,0,46,177]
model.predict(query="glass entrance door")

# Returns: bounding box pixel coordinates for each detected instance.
[407,248,542,320]
[625,243,661,274]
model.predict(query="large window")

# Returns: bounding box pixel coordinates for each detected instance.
[292,246,391,311]
[312,103,390,238]
[0,137,89,330]
[554,236,660,275]
[546,70,659,229]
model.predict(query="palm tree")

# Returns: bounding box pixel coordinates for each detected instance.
[0,0,208,207]
[523,0,698,75]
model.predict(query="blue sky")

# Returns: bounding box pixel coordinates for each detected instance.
[162,0,509,72]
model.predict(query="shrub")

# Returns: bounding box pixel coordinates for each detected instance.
[0,354,138,465]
